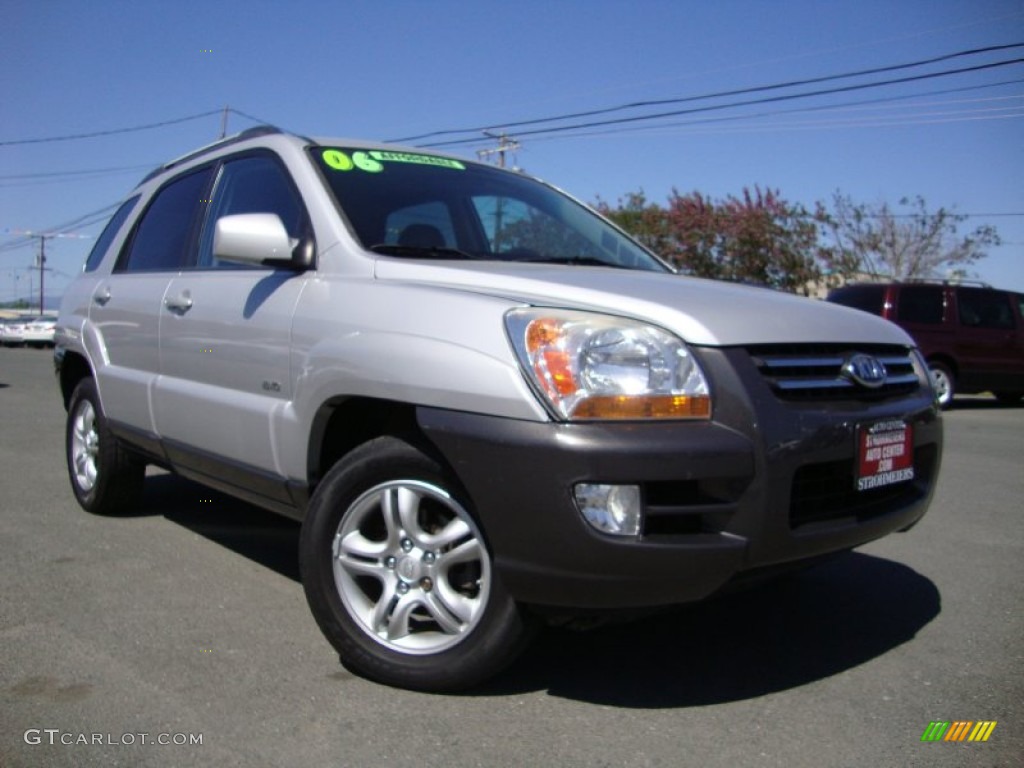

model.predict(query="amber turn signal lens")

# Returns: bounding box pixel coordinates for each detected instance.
[570,394,711,420]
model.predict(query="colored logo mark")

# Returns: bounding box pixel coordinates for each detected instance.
[321,149,383,173]
[921,721,997,742]
[321,148,465,173]
[322,149,353,171]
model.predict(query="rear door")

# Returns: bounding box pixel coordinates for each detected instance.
[953,287,1023,391]
[90,167,213,435]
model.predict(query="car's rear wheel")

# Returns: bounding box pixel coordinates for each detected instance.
[928,361,955,408]
[300,436,534,691]
[66,379,145,514]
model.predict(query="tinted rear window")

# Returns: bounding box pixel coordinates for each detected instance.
[897,285,945,324]
[958,288,1015,329]
[827,285,885,315]
[85,197,138,272]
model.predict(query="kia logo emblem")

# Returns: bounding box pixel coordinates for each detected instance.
[842,354,887,389]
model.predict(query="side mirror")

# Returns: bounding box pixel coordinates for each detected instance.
[213,213,312,270]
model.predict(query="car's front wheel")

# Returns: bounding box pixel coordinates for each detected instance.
[66,379,145,514]
[300,436,534,691]
[928,361,955,409]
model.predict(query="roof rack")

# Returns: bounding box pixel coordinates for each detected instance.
[903,277,992,288]
[838,277,993,289]
[137,125,284,185]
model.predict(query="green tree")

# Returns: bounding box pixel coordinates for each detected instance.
[598,187,825,294]
[596,190,674,255]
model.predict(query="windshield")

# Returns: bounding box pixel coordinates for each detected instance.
[310,147,667,272]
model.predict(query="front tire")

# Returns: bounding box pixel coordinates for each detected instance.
[66,379,145,514]
[300,436,534,691]
[928,361,955,409]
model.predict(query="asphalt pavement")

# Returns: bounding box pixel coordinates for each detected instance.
[1,347,1021,768]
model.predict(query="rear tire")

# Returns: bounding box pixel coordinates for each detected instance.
[300,436,535,691]
[66,379,145,514]
[928,362,955,409]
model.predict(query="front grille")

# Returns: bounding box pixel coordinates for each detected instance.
[789,444,938,528]
[747,343,921,401]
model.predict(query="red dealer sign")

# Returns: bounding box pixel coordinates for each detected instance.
[857,420,914,491]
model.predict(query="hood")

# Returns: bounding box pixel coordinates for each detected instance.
[373,259,914,348]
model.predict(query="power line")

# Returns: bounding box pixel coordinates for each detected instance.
[418,56,1024,148]
[520,79,1024,145]
[0,110,224,147]
[581,105,1024,141]
[0,105,278,150]
[0,163,156,180]
[516,13,1024,115]
[0,164,158,190]
[37,202,123,233]
[228,107,276,127]
[391,43,1024,144]
[0,202,121,256]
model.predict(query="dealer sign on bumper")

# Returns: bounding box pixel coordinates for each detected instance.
[857,420,914,491]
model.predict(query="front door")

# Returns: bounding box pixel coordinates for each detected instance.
[153,152,313,491]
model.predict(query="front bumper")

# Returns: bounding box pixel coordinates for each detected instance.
[417,347,942,610]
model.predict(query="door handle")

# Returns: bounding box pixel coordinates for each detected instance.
[93,288,111,306]
[164,293,194,313]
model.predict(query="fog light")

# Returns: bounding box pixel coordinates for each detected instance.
[574,484,642,537]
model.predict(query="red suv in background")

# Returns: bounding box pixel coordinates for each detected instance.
[827,281,1024,407]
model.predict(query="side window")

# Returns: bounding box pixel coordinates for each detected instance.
[119,168,212,272]
[197,154,307,269]
[896,285,944,324]
[957,288,1015,329]
[384,201,455,248]
[85,197,139,272]
[830,285,885,315]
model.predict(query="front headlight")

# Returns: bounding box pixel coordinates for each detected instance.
[505,308,711,421]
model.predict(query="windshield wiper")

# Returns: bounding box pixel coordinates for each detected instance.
[516,255,625,268]
[370,244,476,260]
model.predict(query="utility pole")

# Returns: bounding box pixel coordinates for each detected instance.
[38,236,46,313]
[8,272,22,306]
[476,132,520,252]
[476,131,520,169]
[219,105,229,139]
[4,230,92,312]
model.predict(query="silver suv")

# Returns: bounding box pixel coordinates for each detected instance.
[56,127,943,691]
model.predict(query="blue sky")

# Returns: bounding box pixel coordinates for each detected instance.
[2,0,1023,302]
